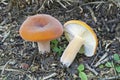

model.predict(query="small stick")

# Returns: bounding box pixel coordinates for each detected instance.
[43,73,57,80]
[0,60,25,75]
[85,63,98,76]
[98,52,108,62]
[86,6,97,23]
[91,51,100,66]
[26,74,35,80]
[94,52,108,67]
[99,75,120,80]
[56,0,67,9]
[102,18,110,32]
[94,55,113,67]
[64,0,71,5]
[91,41,102,66]
[37,0,47,12]
[0,68,23,73]
[1,59,11,75]
[81,1,106,6]
[94,56,109,67]
[111,61,117,77]
[110,0,119,7]
[2,31,10,42]
[79,6,83,13]
[49,0,53,3]
[0,0,8,5]
[0,18,8,26]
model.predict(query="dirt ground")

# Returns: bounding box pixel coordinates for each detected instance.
[0,0,120,80]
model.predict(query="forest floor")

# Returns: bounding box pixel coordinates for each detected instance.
[0,0,120,80]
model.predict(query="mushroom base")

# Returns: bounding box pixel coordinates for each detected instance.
[37,41,50,54]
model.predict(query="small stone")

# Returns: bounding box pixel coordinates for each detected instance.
[3,42,7,45]
[20,63,29,69]
[1,53,4,57]
[10,39,14,42]
[9,60,16,65]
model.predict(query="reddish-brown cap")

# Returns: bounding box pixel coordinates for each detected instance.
[19,14,63,41]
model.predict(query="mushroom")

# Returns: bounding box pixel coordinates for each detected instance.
[60,20,98,67]
[19,14,63,54]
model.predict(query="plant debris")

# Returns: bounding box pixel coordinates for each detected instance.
[0,0,120,80]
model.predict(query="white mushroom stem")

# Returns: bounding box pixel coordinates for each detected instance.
[37,41,50,54]
[60,36,84,67]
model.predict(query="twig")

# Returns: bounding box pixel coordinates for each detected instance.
[47,0,52,8]
[102,18,110,32]
[49,0,53,3]
[0,60,25,75]
[94,52,108,67]
[0,18,8,26]
[99,75,120,80]
[0,68,23,73]
[81,1,106,6]
[96,2,103,9]
[107,19,119,24]
[91,53,99,66]
[66,8,75,12]
[94,57,109,67]
[79,6,83,13]
[43,73,57,80]
[85,63,98,75]
[26,74,34,80]
[91,41,102,66]
[2,31,10,42]
[110,0,120,8]
[56,0,67,9]
[1,59,11,75]
[62,0,79,3]
[64,0,71,5]
[94,54,113,67]
[37,0,47,12]
[86,6,97,23]
[98,52,108,63]
[95,57,109,67]
[111,61,117,78]
[0,0,8,5]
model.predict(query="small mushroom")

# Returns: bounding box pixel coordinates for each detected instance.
[60,20,98,67]
[19,14,63,54]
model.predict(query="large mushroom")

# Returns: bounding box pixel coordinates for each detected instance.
[19,14,63,54]
[60,20,98,67]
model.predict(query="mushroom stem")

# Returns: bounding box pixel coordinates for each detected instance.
[37,41,50,54]
[60,36,84,67]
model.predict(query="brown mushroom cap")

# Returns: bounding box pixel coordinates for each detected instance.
[19,14,63,41]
